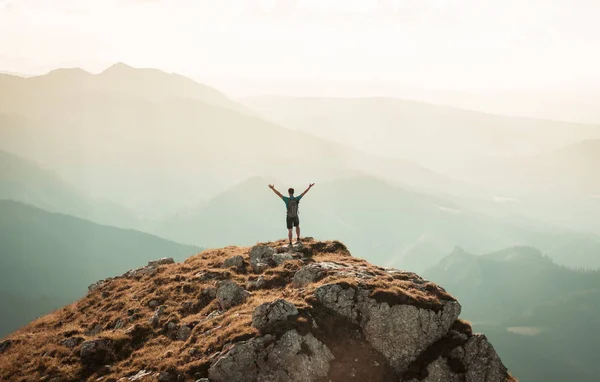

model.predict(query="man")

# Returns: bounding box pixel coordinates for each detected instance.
[268,183,315,246]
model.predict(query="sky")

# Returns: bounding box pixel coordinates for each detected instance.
[1,0,600,121]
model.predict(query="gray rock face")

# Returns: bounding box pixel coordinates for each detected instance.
[404,334,509,382]
[208,330,334,382]
[249,245,275,272]
[252,299,299,332]
[462,334,509,382]
[222,255,245,269]
[314,283,461,374]
[0,340,13,354]
[216,280,250,310]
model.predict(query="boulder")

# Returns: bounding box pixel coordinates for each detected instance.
[177,325,192,341]
[216,281,250,310]
[272,253,295,265]
[222,255,244,269]
[251,299,299,332]
[249,245,275,272]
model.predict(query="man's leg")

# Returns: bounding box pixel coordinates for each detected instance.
[295,226,301,242]
[288,229,293,245]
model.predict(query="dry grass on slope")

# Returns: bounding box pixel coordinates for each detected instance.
[0,239,458,382]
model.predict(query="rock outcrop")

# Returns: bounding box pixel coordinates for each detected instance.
[0,239,515,382]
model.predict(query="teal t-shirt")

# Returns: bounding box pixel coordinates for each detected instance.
[282,195,302,209]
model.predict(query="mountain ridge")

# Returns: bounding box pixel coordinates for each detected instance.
[0,239,514,382]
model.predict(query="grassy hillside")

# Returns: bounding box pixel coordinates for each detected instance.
[0,200,199,337]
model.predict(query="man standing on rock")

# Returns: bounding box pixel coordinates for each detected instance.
[268,183,314,246]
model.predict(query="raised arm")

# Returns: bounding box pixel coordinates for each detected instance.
[299,183,315,198]
[268,184,284,199]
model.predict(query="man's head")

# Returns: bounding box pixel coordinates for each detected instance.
[288,188,294,196]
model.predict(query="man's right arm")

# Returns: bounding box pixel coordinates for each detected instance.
[268,184,284,199]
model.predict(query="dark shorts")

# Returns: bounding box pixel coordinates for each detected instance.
[286,216,300,229]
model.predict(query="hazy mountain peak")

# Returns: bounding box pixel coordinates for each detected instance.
[101,61,134,73]
[0,239,513,382]
[485,246,547,263]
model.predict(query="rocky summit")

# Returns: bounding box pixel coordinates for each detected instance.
[0,239,515,382]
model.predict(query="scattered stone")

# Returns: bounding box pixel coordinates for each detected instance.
[216,280,250,310]
[252,299,299,332]
[0,340,13,354]
[114,319,125,330]
[80,339,112,364]
[195,271,228,282]
[272,253,294,265]
[166,321,178,332]
[148,300,160,309]
[124,265,159,279]
[148,258,175,267]
[249,245,275,272]
[245,276,266,290]
[85,324,103,336]
[88,280,108,292]
[177,325,192,341]
[202,287,217,299]
[157,371,177,382]
[203,311,222,322]
[128,370,152,381]
[61,337,83,348]
[222,255,244,269]
[195,379,210,382]
[149,306,166,327]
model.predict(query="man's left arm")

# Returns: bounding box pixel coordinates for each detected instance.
[299,183,315,198]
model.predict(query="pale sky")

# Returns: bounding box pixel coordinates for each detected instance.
[1,0,600,108]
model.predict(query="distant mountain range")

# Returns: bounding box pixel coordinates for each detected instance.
[0,200,199,337]
[243,96,600,168]
[152,175,600,271]
[425,246,600,382]
[0,65,471,213]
